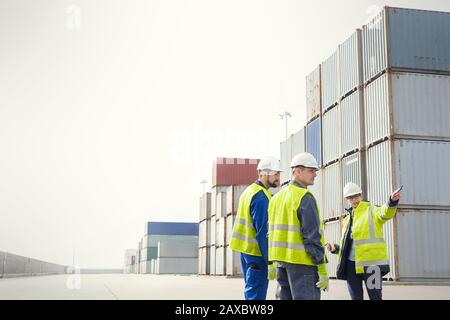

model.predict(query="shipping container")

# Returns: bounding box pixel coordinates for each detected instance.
[198,247,210,275]
[307,170,322,214]
[215,246,226,275]
[322,162,341,220]
[225,214,236,246]
[226,185,247,215]
[199,219,210,247]
[306,65,322,121]
[145,222,198,236]
[157,239,198,258]
[199,192,211,221]
[140,247,158,261]
[396,209,450,280]
[226,246,243,276]
[365,72,450,145]
[323,220,341,278]
[216,217,226,247]
[306,117,322,167]
[367,139,450,207]
[212,158,260,187]
[215,192,227,218]
[339,29,363,98]
[321,50,339,111]
[341,151,367,211]
[280,138,292,183]
[210,216,216,247]
[382,218,396,280]
[157,257,198,274]
[322,106,340,165]
[340,89,364,155]
[291,127,306,158]
[211,186,228,216]
[143,235,199,248]
[363,7,450,83]
[209,245,216,275]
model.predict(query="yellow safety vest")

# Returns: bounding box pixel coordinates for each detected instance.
[268,183,325,266]
[340,201,397,274]
[230,183,271,256]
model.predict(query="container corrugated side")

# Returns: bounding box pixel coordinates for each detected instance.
[339,29,363,97]
[341,89,364,154]
[210,216,217,247]
[390,72,450,140]
[198,247,210,275]
[226,185,247,215]
[225,214,236,246]
[387,8,450,74]
[199,219,210,247]
[363,8,387,82]
[226,246,243,275]
[200,192,211,221]
[143,235,199,248]
[365,73,390,145]
[308,170,322,214]
[322,162,341,220]
[215,247,225,275]
[322,106,340,165]
[216,192,227,218]
[321,50,339,110]
[216,217,226,247]
[396,209,450,280]
[157,257,198,274]
[158,239,198,258]
[306,65,322,121]
[382,218,396,280]
[306,117,322,166]
[324,220,341,278]
[366,140,391,206]
[291,127,306,157]
[209,245,216,275]
[212,158,259,187]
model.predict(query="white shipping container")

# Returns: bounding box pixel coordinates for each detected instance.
[225,214,236,246]
[323,221,341,278]
[199,219,210,248]
[143,235,199,248]
[339,29,363,98]
[216,217,226,247]
[367,139,450,207]
[199,192,211,221]
[211,186,228,216]
[157,258,198,274]
[209,245,216,275]
[306,65,322,121]
[340,89,364,155]
[226,246,243,276]
[396,209,450,280]
[158,239,198,258]
[322,163,341,220]
[215,247,226,275]
[291,128,306,158]
[322,106,341,165]
[226,185,247,215]
[365,72,450,145]
[280,139,292,183]
[216,192,227,218]
[210,216,216,247]
[382,218,396,280]
[322,50,339,111]
[198,247,210,275]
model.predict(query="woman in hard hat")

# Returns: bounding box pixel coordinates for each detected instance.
[325,182,401,300]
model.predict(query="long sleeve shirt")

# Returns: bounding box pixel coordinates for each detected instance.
[291,180,325,265]
[249,180,270,264]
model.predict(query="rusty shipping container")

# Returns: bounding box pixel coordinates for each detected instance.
[212,158,260,187]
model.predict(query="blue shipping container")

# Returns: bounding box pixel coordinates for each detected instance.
[145,222,199,236]
[306,117,322,166]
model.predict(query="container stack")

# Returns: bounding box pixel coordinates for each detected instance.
[198,192,211,275]
[123,249,137,274]
[280,128,306,184]
[280,6,450,281]
[139,222,199,274]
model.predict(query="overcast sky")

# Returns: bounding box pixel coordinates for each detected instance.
[1,0,449,268]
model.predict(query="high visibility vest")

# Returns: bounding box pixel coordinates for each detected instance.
[268,183,325,266]
[230,183,271,256]
[340,201,397,274]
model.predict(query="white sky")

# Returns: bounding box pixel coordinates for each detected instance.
[1,0,449,268]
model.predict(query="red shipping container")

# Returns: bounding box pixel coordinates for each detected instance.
[212,158,260,187]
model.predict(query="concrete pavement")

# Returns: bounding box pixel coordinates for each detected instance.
[0,274,449,300]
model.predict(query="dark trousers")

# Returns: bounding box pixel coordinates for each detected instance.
[240,254,269,300]
[346,260,382,300]
[275,262,320,300]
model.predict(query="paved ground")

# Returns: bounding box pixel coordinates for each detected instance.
[0,274,449,300]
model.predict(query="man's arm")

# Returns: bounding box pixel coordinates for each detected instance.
[250,191,269,264]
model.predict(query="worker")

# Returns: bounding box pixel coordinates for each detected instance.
[229,156,283,300]
[325,182,401,300]
[268,152,328,300]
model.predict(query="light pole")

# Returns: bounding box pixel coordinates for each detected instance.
[279,111,292,140]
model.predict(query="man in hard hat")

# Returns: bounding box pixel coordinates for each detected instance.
[268,152,327,300]
[230,156,283,300]
[325,182,401,300]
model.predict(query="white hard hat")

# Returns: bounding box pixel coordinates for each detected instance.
[290,152,319,169]
[343,182,362,198]
[257,156,283,173]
